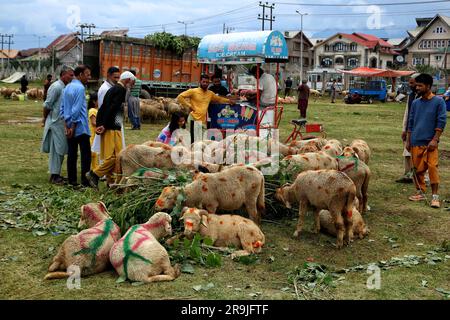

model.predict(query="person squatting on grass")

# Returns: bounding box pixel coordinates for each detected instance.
[41,67,74,185]
[85,71,136,189]
[406,73,447,208]
[60,65,92,187]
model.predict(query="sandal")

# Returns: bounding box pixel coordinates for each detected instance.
[409,193,426,202]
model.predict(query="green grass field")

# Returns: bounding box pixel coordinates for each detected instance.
[0,88,449,300]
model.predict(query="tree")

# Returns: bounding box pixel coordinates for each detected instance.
[144,32,201,56]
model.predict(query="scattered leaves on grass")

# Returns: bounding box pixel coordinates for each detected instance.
[193,282,215,292]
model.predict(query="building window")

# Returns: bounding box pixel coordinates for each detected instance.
[434,26,445,33]
[350,43,357,51]
[347,57,358,68]
[324,45,330,52]
[335,57,344,64]
[435,55,442,61]
[321,57,333,67]
[333,42,347,52]
[370,57,377,68]
[413,57,425,65]
[294,42,301,51]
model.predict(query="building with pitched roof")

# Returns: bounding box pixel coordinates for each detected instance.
[406,14,450,69]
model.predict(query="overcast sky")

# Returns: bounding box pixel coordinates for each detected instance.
[1,0,449,50]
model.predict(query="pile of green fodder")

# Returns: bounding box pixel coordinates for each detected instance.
[102,168,193,234]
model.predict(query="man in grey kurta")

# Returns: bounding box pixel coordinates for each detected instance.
[41,67,74,184]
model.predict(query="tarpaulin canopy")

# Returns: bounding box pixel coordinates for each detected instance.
[197,30,289,64]
[339,67,415,78]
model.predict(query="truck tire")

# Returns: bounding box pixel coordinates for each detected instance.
[140,89,151,100]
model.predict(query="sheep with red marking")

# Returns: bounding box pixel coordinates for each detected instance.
[180,207,265,258]
[109,212,180,283]
[321,139,343,157]
[320,199,369,240]
[275,169,356,249]
[154,165,265,225]
[342,139,371,164]
[281,151,338,179]
[44,202,121,280]
[336,156,371,214]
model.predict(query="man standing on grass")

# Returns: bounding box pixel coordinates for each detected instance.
[98,67,120,109]
[128,69,142,130]
[330,79,337,103]
[60,65,92,187]
[284,77,293,98]
[396,73,419,184]
[297,79,310,119]
[177,74,234,143]
[85,71,136,189]
[41,67,74,185]
[406,73,447,208]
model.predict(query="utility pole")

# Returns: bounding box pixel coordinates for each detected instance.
[296,11,308,82]
[0,34,14,69]
[178,21,194,36]
[33,35,46,74]
[258,2,275,31]
[223,24,234,34]
[77,23,96,64]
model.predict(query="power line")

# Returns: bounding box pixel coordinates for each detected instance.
[277,8,450,17]
[274,0,450,6]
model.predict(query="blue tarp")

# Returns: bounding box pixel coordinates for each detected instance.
[198,31,289,64]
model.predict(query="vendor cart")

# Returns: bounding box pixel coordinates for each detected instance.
[197,30,289,138]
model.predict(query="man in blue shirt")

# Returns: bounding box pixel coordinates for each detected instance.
[60,65,92,187]
[406,73,447,208]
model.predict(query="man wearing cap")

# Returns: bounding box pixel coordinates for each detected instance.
[85,71,136,188]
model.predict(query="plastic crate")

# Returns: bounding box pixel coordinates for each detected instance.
[305,123,323,133]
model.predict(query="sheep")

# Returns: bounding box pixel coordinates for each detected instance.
[109,212,180,283]
[275,169,356,248]
[321,139,343,157]
[1,88,21,99]
[180,207,265,258]
[155,165,265,225]
[140,100,168,121]
[336,156,370,214]
[342,139,371,164]
[320,198,369,240]
[44,202,121,280]
[281,151,338,179]
[288,138,328,150]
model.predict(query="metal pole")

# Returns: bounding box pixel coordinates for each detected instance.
[296,11,308,83]
[1,34,4,70]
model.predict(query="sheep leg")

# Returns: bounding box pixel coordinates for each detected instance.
[334,211,345,249]
[294,201,308,238]
[244,201,260,225]
[143,274,178,282]
[313,208,321,234]
[343,211,353,245]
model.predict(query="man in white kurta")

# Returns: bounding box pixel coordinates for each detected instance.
[41,67,74,184]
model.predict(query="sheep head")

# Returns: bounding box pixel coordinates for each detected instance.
[155,186,180,212]
[180,207,209,239]
[146,212,173,239]
[275,185,292,209]
[79,202,110,229]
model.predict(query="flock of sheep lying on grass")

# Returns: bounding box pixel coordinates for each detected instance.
[45,134,372,283]
[0,87,44,100]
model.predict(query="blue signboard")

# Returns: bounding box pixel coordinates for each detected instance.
[208,103,257,130]
[198,31,289,64]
